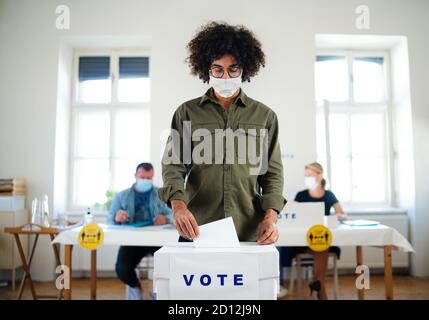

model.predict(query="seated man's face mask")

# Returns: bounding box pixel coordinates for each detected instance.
[135,178,153,193]
[209,75,242,98]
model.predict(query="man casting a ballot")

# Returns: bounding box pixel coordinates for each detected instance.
[158,22,286,244]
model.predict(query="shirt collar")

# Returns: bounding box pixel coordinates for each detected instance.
[199,87,248,107]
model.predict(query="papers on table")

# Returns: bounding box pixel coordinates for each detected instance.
[193,217,240,248]
[341,219,380,227]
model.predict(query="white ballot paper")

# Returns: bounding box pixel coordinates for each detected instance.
[193,217,240,248]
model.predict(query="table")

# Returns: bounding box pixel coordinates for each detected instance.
[52,223,414,300]
[5,224,63,300]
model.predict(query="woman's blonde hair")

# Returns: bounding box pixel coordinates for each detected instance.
[305,162,326,189]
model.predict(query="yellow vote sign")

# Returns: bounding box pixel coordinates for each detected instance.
[78,223,104,250]
[306,224,332,252]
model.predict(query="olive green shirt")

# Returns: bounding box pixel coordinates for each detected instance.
[158,88,286,241]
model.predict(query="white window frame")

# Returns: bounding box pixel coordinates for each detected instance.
[316,49,395,209]
[68,49,151,211]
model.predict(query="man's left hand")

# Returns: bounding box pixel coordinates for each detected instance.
[153,214,169,225]
[257,209,279,245]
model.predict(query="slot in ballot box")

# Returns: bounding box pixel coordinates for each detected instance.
[153,242,279,300]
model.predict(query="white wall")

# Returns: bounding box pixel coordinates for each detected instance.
[53,42,72,217]
[0,0,428,280]
[390,38,416,272]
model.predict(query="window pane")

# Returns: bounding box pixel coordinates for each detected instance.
[78,57,111,103]
[352,158,385,202]
[118,78,150,102]
[330,156,351,202]
[119,57,149,78]
[73,159,109,206]
[114,109,150,159]
[113,159,142,191]
[329,114,349,157]
[75,111,110,158]
[80,80,111,103]
[118,57,150,102]
[353,57,385,102]
[351,113,385,157]
[315,56,348,102]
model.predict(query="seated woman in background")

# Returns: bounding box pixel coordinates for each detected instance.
[280,162,347,300]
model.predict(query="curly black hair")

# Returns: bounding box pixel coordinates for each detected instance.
[186,21,266,83]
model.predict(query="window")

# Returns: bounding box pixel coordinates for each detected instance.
[315,56,348,102]
[70,51,151,210]
[315,51,393,207]
[78,56,111,103]
[118,57,150,102]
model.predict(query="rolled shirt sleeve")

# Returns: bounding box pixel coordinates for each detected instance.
[257,112,287,213]
[158,106,189,207]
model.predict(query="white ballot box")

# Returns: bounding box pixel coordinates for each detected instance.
[153,242,279,300]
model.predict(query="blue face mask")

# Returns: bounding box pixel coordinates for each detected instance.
[135,179,153,193]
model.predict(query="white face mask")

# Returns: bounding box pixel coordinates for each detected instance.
[304,176,318,190]
[209,75,242,98]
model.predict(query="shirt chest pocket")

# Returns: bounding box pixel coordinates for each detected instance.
[235,122,267,165]
[191,122,219,164]
[190,122,267,165]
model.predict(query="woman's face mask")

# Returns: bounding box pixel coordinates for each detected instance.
[209,75,242,98]
[304,176,318,190]
[135,178,153,193]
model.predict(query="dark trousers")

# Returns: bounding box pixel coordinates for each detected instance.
[115,246,160,288]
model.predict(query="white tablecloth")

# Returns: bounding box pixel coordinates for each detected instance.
[277,224,414,252]
[52,224,179,246]
[52,223,414,252]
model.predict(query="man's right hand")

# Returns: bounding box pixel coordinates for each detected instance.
[115,210,129,223]
[171,200,199,240]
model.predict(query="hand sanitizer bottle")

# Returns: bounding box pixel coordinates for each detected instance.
[84,208,94,225]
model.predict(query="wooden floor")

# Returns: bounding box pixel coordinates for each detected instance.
[1,275,429,300]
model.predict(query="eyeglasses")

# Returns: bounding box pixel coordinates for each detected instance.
[209,64,242,79]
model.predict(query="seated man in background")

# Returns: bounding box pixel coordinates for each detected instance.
[108,162,172,300]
